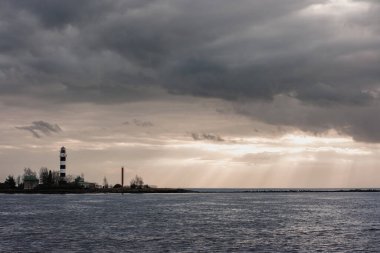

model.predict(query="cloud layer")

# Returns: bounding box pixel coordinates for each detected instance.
[0,0,379,142]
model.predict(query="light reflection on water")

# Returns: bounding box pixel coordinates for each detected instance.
[0,193,379,252]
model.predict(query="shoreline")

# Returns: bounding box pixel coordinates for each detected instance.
[1,188,379,194]
[0,188,194,194]
[200,189,380,193]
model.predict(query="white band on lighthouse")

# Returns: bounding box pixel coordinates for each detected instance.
[60,161,66,166]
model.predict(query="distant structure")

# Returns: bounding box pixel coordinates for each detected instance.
[23,175,39,190]
[121,167,124,187]
[60,147,67,181]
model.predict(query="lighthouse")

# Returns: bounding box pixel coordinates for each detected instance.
[60,146,67,180]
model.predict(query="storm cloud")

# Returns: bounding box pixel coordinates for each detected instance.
[0,0,379,142]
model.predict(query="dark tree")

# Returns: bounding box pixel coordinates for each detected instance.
[130,175,144,189]
[65,175,74,183]
[48,170,53,185]
[51,171,60,185]
[23,168,37,181]
[39,167,49,185]
[4,175,16,189]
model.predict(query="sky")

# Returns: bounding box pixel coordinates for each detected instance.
[0,0,379,187]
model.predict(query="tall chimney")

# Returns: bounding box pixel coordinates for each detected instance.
[121,166,124,187]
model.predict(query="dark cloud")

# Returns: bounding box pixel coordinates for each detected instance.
[236,95,380,143]
[1,0,380,142]
[123,119,154,127]
[191,133,224,142]
[16,121,62,138]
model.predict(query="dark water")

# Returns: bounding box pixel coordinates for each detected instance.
[0,193,379,252]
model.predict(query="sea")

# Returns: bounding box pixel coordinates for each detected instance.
[0,192,379,252]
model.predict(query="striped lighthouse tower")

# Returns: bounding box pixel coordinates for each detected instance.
[60,146,67,180]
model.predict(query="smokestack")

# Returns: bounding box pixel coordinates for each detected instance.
[60,147,67,180]
[121,167,124,187]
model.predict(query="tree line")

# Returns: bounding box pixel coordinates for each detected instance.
[0,167,84,190]
[1,167,148,190]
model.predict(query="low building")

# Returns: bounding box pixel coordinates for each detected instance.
[24,176,39,190]
[75,178,95,189]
